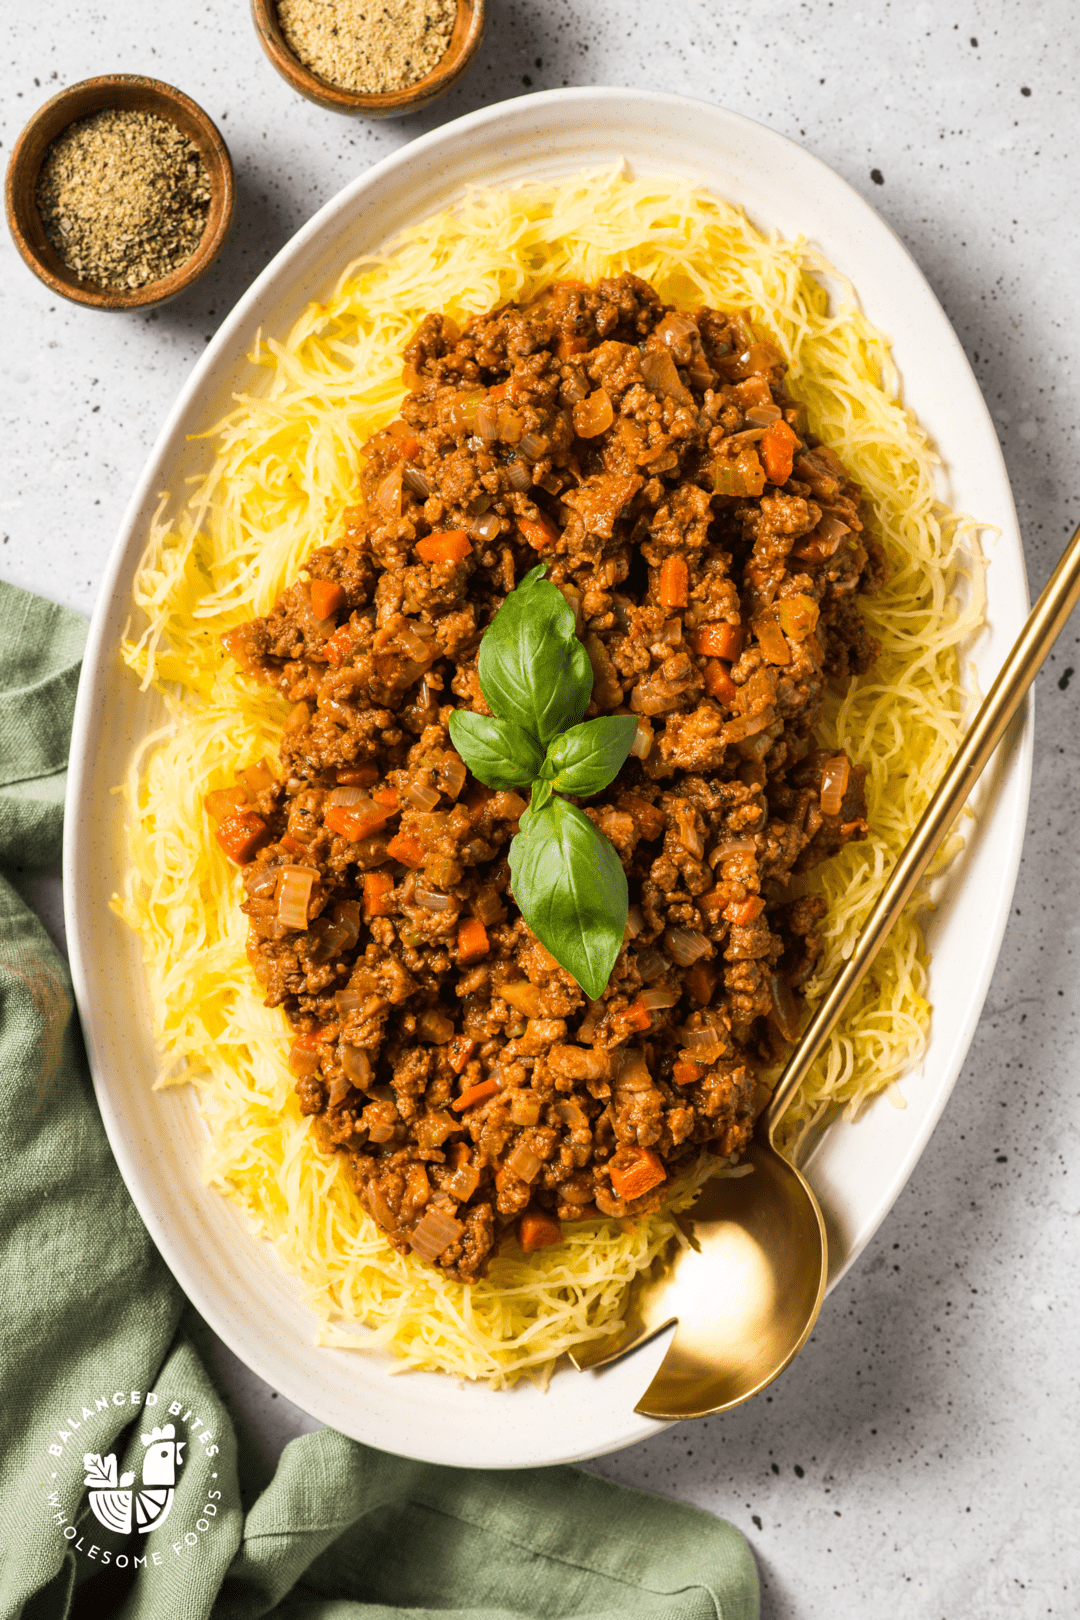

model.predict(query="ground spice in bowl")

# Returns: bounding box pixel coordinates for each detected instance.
[36,108,211,291]
[276,0,457,94]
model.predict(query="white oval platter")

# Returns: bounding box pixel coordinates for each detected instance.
[64,88,1031,1469]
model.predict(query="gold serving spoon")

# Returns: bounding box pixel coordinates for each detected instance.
[571,518,1080,1419]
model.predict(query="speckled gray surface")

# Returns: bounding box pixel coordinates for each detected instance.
[4,3,1078,1615]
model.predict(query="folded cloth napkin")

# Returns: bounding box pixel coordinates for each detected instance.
[0,579,759,1620]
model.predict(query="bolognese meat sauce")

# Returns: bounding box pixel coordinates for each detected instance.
[221,274,882,1283]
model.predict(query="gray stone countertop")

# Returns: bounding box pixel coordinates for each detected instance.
[3,3,1078,1615]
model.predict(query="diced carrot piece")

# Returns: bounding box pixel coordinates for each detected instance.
[624,1000,653,1032]
[692,623,744,660]
[457,916,490,965]
[416,530,472,565]
[386,831,424,867]
[761,419,800,485]
[327,803,390,842]
[672,1059,705,1086]
[658,556,689,610]
[399,436,420,461]
[324,623,355,667]
[205,785,249,822]
[372,786,400,808]
[703,659,738,705]
[281,834,304,855]
[310,579,346,620]
[488,383,508,401]
[684,961,717,1005]
[519,1211,563,1252]
[700,888,726,921]
[448,1036,478,1075]
[554,334,588,360]
[517,513,561,552]
[294,1029,324,1051]
[724,895,766,926]
[610,1147,667,1202]
[215,811,269,865]
[337,764,379,786]
[452,1077,502,1112]
[363,871,395,916]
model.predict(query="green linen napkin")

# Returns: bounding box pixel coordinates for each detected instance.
[0,577,759,1620]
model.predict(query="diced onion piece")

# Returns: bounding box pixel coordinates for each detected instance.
[341,1044,372,1086]
[496,404,523,443]
[506,458,532,491]
[476,398,500,440]
[406,780,441,811]
[769,971,803,1041]
[327,785,371,808]
[471,886,504,926]
[398,620,435,662]
[625,904,644,939]
[288,1042,320,1077]
[447,1162,479,1200]
[376,466,403,517]
[247,865,280,898]
[408,1208,464,1262]
[332,899,361,950]
[554,1099,588,1129]
[501,981,543,1017]
[640,348,693,405]
[617,1048,653,1090]
[473,510,502,541]
[710,836,757,863]
[664,926,711,966]
[819,755,851,817]
[367,1119,397,1144]
[504,1142,543,1183]
[402,464,431,498]
[368,1185,398,1232]
[674,807,704,859]
[639,984,680,1010]
[419,1007,455,1044]
[519,431,548,462]
[755,618,791,666]
[277,866,315,930]
[678,1025,724,1054]
[414,882,454,912]
[511,1091,542,1127]
[817,511,850,545]
[745,403,782,426]
[634,946,667,982]
[629,718,654,759]
[438,753,468,799]
[335,988,364,1013]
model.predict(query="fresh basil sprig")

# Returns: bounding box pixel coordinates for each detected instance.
[447,565,638,998]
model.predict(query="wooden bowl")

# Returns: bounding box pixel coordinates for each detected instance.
[251,0,485,118]
[4,75,235,311]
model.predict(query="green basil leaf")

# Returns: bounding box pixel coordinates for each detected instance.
[529,777,555,816]
[479,564,593,747]
[508,795,628,999]
[544,715,639,797]
[448,710,543,791]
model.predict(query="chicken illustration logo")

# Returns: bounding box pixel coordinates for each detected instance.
[83,1424,185,1535]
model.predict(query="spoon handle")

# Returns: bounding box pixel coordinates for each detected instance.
[766,518,1080,1136]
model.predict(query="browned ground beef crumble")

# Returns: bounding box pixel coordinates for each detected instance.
[223,274,883,1283]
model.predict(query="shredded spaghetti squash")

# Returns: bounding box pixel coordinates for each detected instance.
[115,167,983,1382]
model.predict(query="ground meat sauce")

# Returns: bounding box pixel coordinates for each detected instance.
[219,274,883,1284]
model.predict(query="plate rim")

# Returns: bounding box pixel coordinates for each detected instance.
[63,85,1032,1467]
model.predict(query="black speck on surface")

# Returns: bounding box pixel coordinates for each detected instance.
[870,168,884,185]
[794,1464,805,1477]
[522,74,533,86]
[1057,667,1073,690]
[996,1155,1008,1163]
[971,35,979,45]
[1021,85,1032,95]
[752,1514,763,1530]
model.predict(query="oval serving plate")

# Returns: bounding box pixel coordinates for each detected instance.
[64,88,1031,1469]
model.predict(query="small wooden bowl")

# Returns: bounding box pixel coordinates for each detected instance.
[4,75,235,311]
[251,0,485,118]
